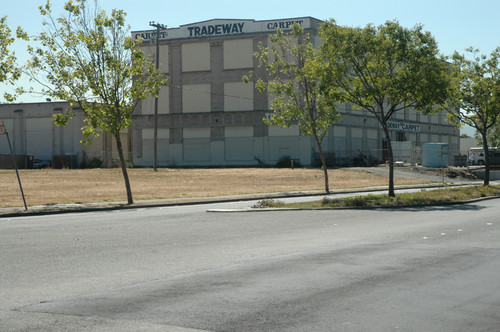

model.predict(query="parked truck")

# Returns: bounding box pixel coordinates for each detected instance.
[468,147,500,166]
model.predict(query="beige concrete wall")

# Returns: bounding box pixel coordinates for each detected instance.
[268,125,299,136]
[183,127,211,139]
[225,126,253,137]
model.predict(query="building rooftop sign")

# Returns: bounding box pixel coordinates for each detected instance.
[132,17,321,42]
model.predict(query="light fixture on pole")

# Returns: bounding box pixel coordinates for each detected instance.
[149,21,167,171]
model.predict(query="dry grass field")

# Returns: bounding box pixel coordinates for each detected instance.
[1,167,425,208]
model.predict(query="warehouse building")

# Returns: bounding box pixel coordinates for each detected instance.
[1,17,459,169]
[131,17,459,168]
[0,101,131,168]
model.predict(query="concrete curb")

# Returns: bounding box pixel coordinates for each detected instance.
[207,195,500,213]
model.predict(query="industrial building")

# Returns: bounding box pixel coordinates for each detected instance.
[131,17,460,167]
[0,101,131,168]
[0,17,460,169]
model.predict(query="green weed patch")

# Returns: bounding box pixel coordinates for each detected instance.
[257,185,500,209]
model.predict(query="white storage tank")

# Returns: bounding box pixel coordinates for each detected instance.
[422,143,449,167]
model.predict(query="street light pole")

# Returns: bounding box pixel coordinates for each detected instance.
[149,21,167,171]
[0,121,27,210]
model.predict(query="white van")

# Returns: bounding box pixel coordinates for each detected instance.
[468,147,499,165]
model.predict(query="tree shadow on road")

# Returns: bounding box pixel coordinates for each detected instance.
[378,202,487,213]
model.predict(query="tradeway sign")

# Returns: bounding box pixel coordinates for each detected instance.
[187,22,246,37]
[133,17,317,41]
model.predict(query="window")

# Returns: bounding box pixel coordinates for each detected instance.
[224,82,253,111]
[141,45,169,73]
[396,131,407,141]
[142,86,169,115]
[223,39,253,69]
[182,42,210,72]
[182,84,211,113]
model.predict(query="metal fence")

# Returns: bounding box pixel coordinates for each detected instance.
[80,151,133,168]
[315,146,465,168]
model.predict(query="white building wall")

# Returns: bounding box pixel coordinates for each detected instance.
[1,102,132,168]
[26,118,53,160]
[182,127,211,162]
[224,125,255,163]
[0,119,13,155]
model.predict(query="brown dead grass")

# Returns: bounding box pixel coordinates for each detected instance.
[0,168,425,208]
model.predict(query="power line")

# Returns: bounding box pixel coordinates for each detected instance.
[171,84,260,102]
[156,84,449,119]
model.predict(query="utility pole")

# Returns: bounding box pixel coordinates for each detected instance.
[149,21,167,171]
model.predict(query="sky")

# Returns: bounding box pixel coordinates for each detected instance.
[3,0,499,103]
[1,0,499,136]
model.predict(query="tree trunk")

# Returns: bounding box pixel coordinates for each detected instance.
[314,134,330,194]
[383,127,395,197]
[114,132,134,204]
[482,134,490,186]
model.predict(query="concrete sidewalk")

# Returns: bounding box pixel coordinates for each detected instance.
[1,178,489,218]
[1,165,493,218]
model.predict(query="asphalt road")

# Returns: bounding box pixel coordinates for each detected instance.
[1,197,499,331]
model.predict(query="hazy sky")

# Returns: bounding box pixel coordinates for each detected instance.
[2,0,499,106]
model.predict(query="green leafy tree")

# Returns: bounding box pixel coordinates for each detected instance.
[482,125,500,148]
[319,20,450,197]
[246,23,339,193]
[25,0,166,204]
[0,16,26,102]
[447,47,500,185]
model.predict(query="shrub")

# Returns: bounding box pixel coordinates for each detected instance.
[81,157,103,169]
[275,156,301,168]
[89,157,103,168]
[255,199,285,208]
